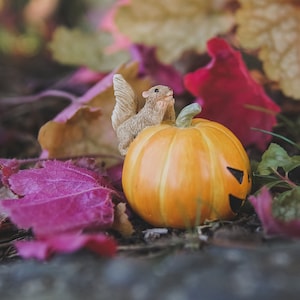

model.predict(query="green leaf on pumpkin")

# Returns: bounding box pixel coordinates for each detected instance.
[48,26,129,72]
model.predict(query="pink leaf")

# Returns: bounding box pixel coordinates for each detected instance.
[130,44,184,95]
[249,187,300,238]
[15,233,117,260]
[248,187,282,236]
[100,0,131,53]
[68,67,106,86]
[0,160,115,236]
[184,38,280,151]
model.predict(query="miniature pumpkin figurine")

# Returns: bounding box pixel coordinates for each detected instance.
[121,103,252,228]
[112,74,175,155]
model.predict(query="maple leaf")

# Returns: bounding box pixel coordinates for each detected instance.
[113,0,235,63]
[249,187,300,238]
[38,62,151,167]
[236,0,300,99]
[49,26,130,72]
[15,233,117,260]
[184,37,280,151]
[0,160,115,236]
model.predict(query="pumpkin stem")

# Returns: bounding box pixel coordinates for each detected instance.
[175,103,202,128]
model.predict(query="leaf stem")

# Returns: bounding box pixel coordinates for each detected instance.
[271,167,297,188]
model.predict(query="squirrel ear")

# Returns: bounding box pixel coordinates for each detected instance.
[142,91,149,98]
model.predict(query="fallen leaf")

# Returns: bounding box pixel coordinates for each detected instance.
[249,186,300,238]
[38,62,152,167]
[184,37,280,151]
[68,67,106,86]
[0,160,115,236]
[236,0,300,99]
[257,143,300,176]
[49,26,130,72]
[112,202,134,237]
[130,44,184,95]
[106,163,123,190]
[100,0,131,53]
[113,0,235,63]
[15,233,117,260]
[23,0,60,27]
[248,187,282,236]
[0,159,20,186]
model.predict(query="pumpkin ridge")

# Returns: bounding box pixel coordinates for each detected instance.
[191,127,218,221]
[196,121,249,168]
[157,130,178,226]
[123,127,161,209]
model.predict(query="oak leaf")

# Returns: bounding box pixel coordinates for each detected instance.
[38,62,151,167]
[114,0,235,63]
[236,0,300,99]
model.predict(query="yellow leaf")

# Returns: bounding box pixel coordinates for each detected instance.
[49,27,129,72]
[115,0,235,63]
[38,62,151,167]
[236,0,300,99]
[112,202,134,237]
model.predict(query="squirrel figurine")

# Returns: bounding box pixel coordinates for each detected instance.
[112,74,175,155]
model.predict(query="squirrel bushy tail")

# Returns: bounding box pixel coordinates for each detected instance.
[111,74,137,131]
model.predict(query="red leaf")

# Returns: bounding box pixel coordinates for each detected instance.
[0,160,115,236]
[184,38,280,151]
[15,233,117,260]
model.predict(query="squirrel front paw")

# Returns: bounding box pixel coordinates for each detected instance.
[155,100,169,112]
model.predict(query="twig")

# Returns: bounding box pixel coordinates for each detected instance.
[0,90,78,106]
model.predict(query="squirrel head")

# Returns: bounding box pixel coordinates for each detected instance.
[142,85,173,104]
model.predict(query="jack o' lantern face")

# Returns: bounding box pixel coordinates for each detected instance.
[227,166,249,214]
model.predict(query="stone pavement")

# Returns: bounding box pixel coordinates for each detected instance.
[0,241,300,300]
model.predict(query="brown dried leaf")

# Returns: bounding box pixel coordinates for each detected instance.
[112,202,134,237]
[38,62,151,167]
[115,0,235,63]
[236,0,300,99]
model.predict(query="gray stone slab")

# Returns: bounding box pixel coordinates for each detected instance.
[0,242,300,300]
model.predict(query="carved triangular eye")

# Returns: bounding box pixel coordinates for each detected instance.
[227,167,244,184]
[229,194,244,214]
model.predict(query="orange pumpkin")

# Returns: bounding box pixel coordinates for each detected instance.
[122,104,252,228]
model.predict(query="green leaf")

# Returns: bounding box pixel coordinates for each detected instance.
[272,187,300,222]
[257,143,300,175]
[48,27,129,72]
